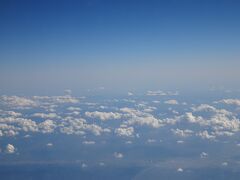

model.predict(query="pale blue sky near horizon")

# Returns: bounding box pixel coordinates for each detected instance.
[0,0,240,94]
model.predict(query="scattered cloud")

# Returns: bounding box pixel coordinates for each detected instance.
[85,111,122,121]
[164,99,179,105]
[5,144,15,154]
[114,152,124,159]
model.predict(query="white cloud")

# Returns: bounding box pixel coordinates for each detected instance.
[171,128,193,137]
[177,140,184,144]
[82,140,96,145]
[197,130,216,140]
[46,143,53,147]
[32,113,59,119]
[85,111,122,121]
[67,107,81,111]
[177,168,183,172]
[164,99,179,105]
[120,107,163,128]
[128,92,133,96]
[200,152,208,158]
[115,127,134,137]
[5,144,15,154]
[99,162,105,166]
[59,117,110,136]
[147,139,156,143]
[1,95,37,109]
[216,99,240,106]
[38,120,56,133]
[146,91,178,96]
[114,152,123,159]
[222,162,228,166]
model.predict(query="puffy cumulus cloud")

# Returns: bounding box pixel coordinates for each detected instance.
[46,143,53,147]
[164,99,179,105]
[115,127,134,137]
[197,130,216,140]
[67,111,80,116]
[32,113,60,119]
[1,95,37,109]
[85,111,122,121]
[0,95,80,112]
[114,152,124,159]
[185,112,203,123]
[0,117,38,136]
[127,116,163,128]
[82,140,96,145]
[0,115,57,136]
[32,95,79,104]
[146,90,178,96]
[216,99,240,106]
[177,168,183,172]
[171,128,194,137]
[0,110,22,117]
[200,152,208,158]
[5,144,15,154]
[120,107,163,128]
[143,106,157,113]
[52,95,79,104]
[183,104,240,139]
[192,104,216,112]
[59,117,110,136]
[38,120,56,133]
[67,107,81,111]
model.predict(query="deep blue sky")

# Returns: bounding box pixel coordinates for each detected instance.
[0,0,240,94]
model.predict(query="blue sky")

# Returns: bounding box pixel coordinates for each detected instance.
[0,0,240,94]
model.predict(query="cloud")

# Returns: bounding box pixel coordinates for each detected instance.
[120,107,163,128]
[171,128,193,137]
[1,95,37,109]
[184,104,240,139]
[200,152,208,158]
[177,168,183,172]
[177,140,184,144]
[59,117,111,136]
[67,107,81,111]
[128,92,133,96]
[146,90,178,96]
[115,127,134,137]
[38,120,56,133]
[222,162,228,166]
[64,89,72,95]
[147,139,156,143]
[114,152,123,159]
[85,111,122,121]
[81,163,88,168]
[164,99,179,105]
[32,113,59,119]
[197,130,216,140]
[46,143,53,147]
[5,144,15,154]
[82,140,96,145]
[216,99,240,106]
[99,162,105,166]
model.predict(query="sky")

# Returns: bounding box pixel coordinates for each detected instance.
[1,2,240,179]
[0,0,240,94]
